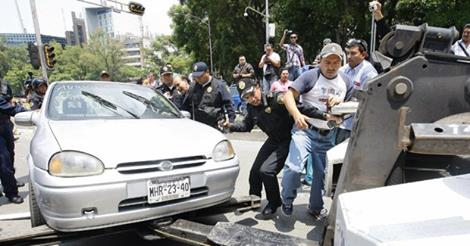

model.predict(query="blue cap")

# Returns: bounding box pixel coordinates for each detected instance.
[191,62,208,77]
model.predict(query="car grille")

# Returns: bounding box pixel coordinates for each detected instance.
[116,156,208,174]
[118,187,209,212]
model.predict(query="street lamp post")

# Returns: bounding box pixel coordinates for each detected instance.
[244,0,270,44]
[184,14,214,74]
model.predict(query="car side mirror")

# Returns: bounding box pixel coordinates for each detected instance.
[180,111,191,119]
[15,111,36,126]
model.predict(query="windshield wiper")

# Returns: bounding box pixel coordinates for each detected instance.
[81,90,139,119]
[122,90,180,117]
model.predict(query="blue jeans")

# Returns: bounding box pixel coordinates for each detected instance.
[304,153,313,185]
[281,127,336,211]
[288,65,301,81]
[262,75,278,94]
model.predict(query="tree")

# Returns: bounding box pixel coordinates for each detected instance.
[1,42,39,95]
[87,30,125,80]
[144,34,194,75]
[170,1,266,83]
[170,0,470,82]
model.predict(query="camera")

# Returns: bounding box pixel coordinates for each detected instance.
[368,2,377,12]
[284,29,293,35]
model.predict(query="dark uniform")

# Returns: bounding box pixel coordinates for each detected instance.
[229,91,293,210]
[184,77,235,129]
[30,78,47,110]
[156,83,183,109]
[0,80,25,202]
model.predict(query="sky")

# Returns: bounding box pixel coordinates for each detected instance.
[0,0,179,37]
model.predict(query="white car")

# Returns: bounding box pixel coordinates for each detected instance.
[15,81,239,232]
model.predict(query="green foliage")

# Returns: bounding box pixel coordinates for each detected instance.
[2,1,469,92]
[143,34,194,75]
[170,0,470,82]
[87,30,125,80]
[0,39,38,95]
[395,0,469,29]
[169,1,266,82]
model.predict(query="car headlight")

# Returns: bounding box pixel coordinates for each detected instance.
[213,140,235,162]
[49,151,104,177]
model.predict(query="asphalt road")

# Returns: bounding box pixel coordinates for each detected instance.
[0,126,327,245]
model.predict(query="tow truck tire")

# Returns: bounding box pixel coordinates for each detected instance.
[29,182,45,227]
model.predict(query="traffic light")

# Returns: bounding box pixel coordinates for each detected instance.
[27,43,40,70]
[128,2,145,15]
[43,44,56,69]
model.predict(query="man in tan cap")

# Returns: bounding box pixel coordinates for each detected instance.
[280,43,353,219]
[100,71,110,81]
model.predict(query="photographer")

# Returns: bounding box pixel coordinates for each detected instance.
[370,0,391,41]
[258,44,281,96]
[279,30,305,81]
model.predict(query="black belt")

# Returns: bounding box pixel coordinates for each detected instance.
[309,125,331,136]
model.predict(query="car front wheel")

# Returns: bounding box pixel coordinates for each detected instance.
[29,182,45,227]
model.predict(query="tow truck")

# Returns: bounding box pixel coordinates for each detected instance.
[323,23,470,245]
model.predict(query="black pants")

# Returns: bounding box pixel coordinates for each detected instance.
[0,121,18,198]
[249,137,290,207]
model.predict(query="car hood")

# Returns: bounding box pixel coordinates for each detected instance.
[48,119,225,168]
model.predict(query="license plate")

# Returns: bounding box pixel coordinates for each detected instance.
[147,177,191,204]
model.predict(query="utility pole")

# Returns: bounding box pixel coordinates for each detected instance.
[29,0,48,81]
[15,0,27,33]
[208,17,213,74]
[265,0,269,44]
[139,15,145,68]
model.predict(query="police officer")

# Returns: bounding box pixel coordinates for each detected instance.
[183,62,235,129]
[0,78,26,203]
[30,78,48,110]
[156,65,182,108]
[224,80,293,217]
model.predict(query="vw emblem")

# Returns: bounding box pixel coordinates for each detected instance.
[160,161,173,171]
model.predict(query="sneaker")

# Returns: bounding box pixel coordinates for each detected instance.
[301,179,311,186]
[281,203,293,216]
[7,195,24,204]
[308,208,328,220]
[261,203,280,217]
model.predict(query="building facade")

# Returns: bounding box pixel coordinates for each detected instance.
[85,7,115,38]
[66,11,87,46]
[0,33,66,46]
[119,34,143,67]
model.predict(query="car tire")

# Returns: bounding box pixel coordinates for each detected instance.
[29,182,45,227]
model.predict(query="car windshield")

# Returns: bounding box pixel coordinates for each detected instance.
[47,82,181,120]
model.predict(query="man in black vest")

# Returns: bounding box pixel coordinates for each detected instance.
[184,62,235,129]
[224,80,293,217]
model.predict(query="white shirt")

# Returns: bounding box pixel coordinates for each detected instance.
[340,60,378,90]
[301,74,347,112]
[451,40,470,57]
[259,52,281,73]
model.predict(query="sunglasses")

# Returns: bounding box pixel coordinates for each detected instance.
[346,39,368,52]
[290,36,297,39]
